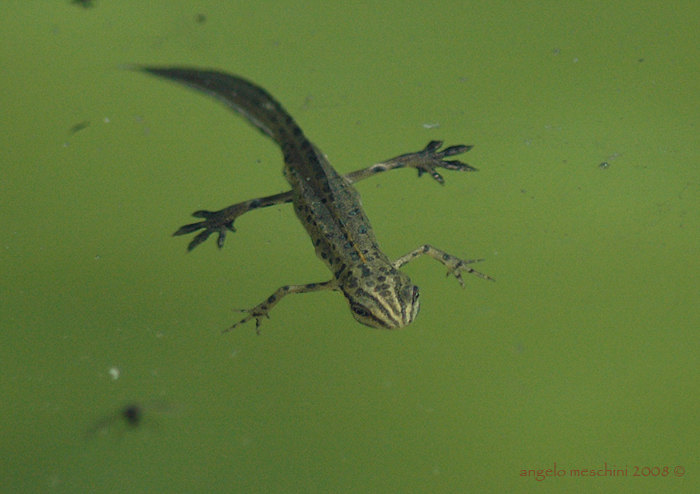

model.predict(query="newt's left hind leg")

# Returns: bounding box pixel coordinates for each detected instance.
[344,140,477,185]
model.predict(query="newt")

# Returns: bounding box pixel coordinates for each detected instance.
[136,67,493,332]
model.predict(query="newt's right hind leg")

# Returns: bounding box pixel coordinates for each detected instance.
[174,190,293,251]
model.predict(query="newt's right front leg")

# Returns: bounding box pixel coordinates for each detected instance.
[225,280,338,334]
[174,190,293,251]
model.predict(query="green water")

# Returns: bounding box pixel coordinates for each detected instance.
[2,1,699,493]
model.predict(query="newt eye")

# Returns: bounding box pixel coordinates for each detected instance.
[412,286,420,304]
[352,305,371,318]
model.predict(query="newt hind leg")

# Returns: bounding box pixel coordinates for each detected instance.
[344,140,477,186]
[175,141,474,251]
[174,190,293,251]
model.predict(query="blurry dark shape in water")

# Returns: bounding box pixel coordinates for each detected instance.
[121,404,142,427]
[86,401,173,439]
[70,121,90,134]
[195,13,207,24]
[71,0,95,8]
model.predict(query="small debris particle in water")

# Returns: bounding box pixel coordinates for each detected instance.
[599,162,610,170]
[108,366,120,380]
[121,404,143,426]
[71,0,94,8]
[86,400,177,438]
[70,121,90,134]
[86,403,142,438]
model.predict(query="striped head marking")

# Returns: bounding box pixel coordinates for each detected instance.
[342,268,420,329]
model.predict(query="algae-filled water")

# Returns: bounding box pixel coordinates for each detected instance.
[2,2,699,493]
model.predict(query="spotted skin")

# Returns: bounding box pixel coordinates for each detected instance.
[136,66,493,332]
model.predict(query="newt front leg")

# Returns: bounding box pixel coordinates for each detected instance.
[393,244,495,286]
[225,280,337,334]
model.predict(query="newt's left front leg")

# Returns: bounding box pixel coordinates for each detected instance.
[393,244,495,286]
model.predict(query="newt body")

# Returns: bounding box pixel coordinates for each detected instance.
[137,67,492,331]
